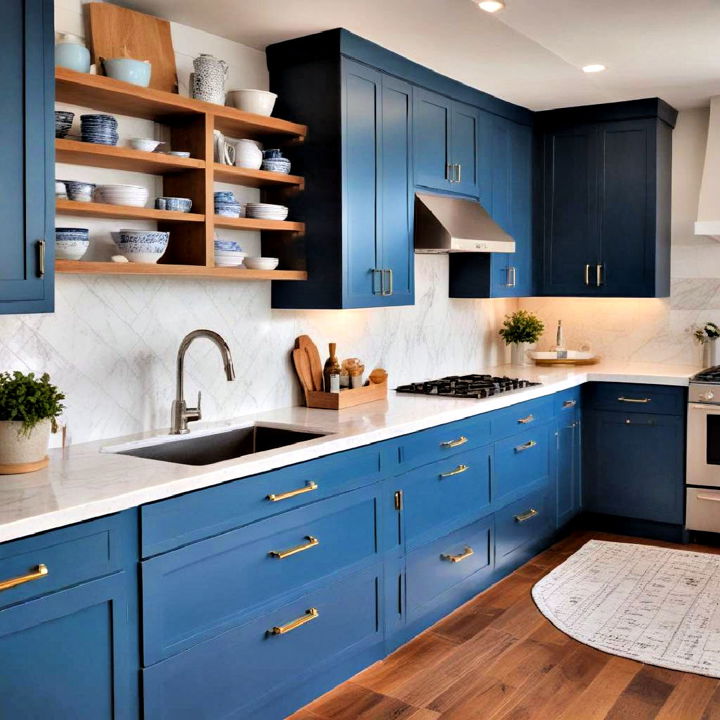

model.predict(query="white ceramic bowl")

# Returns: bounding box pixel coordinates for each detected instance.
[114,230,169,264]
[128,138,164,152]
[56,239,89,260]
[226,89,277,116]
[243,256,279,270]
[96,184,149,207]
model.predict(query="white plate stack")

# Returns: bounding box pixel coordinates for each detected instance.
[95,184,149,208]
[245,203,289,221]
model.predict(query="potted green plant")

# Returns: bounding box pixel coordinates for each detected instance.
[694,322,720,367]
[499,310,545,366]
[0,371,65,474]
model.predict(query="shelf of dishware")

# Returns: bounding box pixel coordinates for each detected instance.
[213,216,305,232]
[55,67,307,141]
[55,260,307,281]
[56,199,206,223]
[212,163,304,188]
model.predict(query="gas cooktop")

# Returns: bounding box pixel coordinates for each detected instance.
[395,374,541,399]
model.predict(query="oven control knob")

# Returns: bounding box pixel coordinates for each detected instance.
[703,390,715,401]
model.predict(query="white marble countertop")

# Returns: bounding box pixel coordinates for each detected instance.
[0,361,699,543]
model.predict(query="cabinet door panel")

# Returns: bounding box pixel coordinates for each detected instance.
[413,88,451,191]
[555,413,581,527]
[542,127,600,295]
[451,101,479,196]
[489,116,513,296]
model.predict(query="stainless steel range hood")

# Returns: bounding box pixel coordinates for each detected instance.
[414,192,515,253]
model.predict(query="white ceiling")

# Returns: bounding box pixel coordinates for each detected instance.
[119,0,720,110]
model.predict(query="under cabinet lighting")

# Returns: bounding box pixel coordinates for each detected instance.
[477,0,505,12]
[582,64,606,73]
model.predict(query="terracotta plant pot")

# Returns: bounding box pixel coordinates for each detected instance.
[0,419,51,474]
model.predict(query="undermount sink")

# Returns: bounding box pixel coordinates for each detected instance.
[109,424,327,466]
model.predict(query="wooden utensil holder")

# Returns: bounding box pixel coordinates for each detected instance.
[305,380,388,410]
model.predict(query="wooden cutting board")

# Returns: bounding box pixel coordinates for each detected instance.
[86,2,178,93]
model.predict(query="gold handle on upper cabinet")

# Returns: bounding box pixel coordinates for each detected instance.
[440,464,469,478]
[617,396,651,404]
[584,264,591,286]
[441,546,474,563]
[36,240,45,277]
[267,481,318,503]
[0,564,48,593]
[269,608,319,635]
[441,435,468,449]
[518,414,534,424]
[372,268,384,296]
[514,508,539,523]
[383,268,393,296]
[562,400,577,408]
[514,440,537,453]
[508,266,516,287]
[456,164,462,183]
[596,264,603,287]
[269,536,319,559]
[446,163,454,182]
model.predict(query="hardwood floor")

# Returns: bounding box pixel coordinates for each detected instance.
[289,531,720,720]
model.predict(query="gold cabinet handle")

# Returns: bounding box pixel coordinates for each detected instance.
[37,240,46,277]
[584,263,591,286]
[517,414,534,424]
[441,546,474,563]
[440,435,468,448]
[617,396,651,404]
[440,464,469,478]
[267,481,318,503]
[269,607,319,635]
[562,399,576,408]
[269,536,319,559]
[515,508,539,523]
[596,263,603,287]
[514,440,537,453]
[0,563,48,593]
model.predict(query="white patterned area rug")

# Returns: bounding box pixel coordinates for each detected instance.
[532,539,720,677]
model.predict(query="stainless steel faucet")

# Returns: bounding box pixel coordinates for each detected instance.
[170,329,236,435]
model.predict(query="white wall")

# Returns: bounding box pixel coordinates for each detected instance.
[0,1,515,445]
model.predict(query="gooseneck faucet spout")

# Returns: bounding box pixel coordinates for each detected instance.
[170,329,236,435]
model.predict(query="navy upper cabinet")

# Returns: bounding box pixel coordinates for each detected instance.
[537,99,676,298]
[0,0,54,315]
[413,89,479,196]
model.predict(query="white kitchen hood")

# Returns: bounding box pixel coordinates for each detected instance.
[414,192,515,253]
[696,96,720,240]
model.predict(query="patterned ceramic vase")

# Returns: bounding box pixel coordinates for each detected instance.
[191,54,228,105]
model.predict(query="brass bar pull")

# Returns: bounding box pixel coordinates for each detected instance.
[441,546,474,563]
[617,396,651,404]
[517,414,534,424]
[383,268,393,296]
[267,481,318,503]
[446,163,453,182]
[394,490,403,511]
[584,264,591,286]
[596,263,603,287]
[0,563,48,593]
[441,435,468,448]
[372,268,383,295]
[515,508,539,523]
[269,608,319,636]
[440,464,469,478]
[269,536,319,559]
[562,400,577,408]
[457,163,462,183]
[514,440,537,453]
[37,240,46,277]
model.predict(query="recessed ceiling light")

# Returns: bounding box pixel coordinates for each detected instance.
[582,64,606,73]
[477,0,505,12]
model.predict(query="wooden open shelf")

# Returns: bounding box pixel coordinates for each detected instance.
[55,68,308,282]
[56,138,205,174]
[56,260,307,281]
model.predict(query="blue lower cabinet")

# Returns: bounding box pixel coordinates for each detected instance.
[554,409,582,528]
[493,424,550,507]
[142,564,383,720]
[0,572,138,719]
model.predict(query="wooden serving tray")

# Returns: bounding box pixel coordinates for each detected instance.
[533,357,600,366]
[306,380,388,410]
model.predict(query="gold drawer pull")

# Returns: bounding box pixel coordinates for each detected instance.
[514,440,537,453]
[440,464,469,478]
[518,414,534,424]
[441,435,468,448]
[269,536,319,559]
[441,546,474,563]
[0,563,48,593]
[269,607,319,636]
[562,399,576,408]
[267,481,318,503]
[515,508,539,523]
[617,396,651,404]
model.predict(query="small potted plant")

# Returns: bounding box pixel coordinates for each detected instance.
[0,371,65,474]
[499,310,545,366]
[694,322,720,367]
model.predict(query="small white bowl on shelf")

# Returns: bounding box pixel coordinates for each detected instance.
[243,256,279,271]
[226,89,277,116]
[128,138,164,152]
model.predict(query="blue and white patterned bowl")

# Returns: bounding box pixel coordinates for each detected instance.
[63,180,95,202]
[214,191,235,202]
[261,158,291,174]
[214,240,243,252]
[115,230,169,264]
[214,201,244,218]
[56,227,89,260]
[155,196,192,212]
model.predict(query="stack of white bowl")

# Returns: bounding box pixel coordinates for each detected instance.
[245,203,288,221]
[214,238,246,267]
[95,184,149,208]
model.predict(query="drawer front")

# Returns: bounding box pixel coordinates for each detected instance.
[406,515,492,619]
[494,425,550,506]
[0,512,132,610]
[554,386,581,415]
[686,487,720,532]
[398,445,492,548]
[141,443,383,557]
[491,395,555,440]
[142,485,378,664]
[495,484,553,560]
[584,382,685,416]
[396,415,491,471]
[143,564,381,720]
